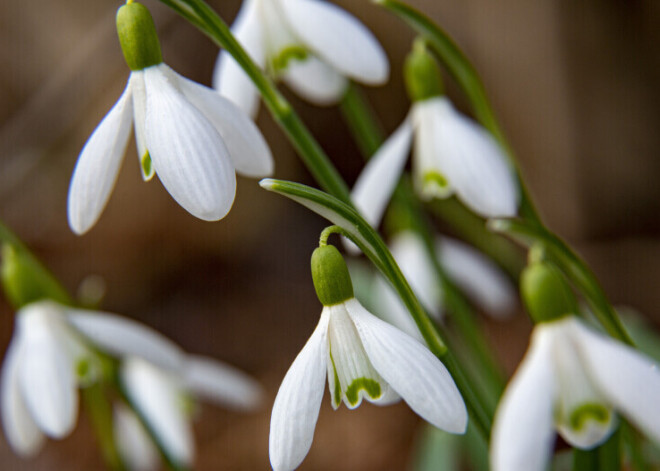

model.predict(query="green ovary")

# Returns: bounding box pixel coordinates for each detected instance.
[345,378,382,406]
[569,403,611,431]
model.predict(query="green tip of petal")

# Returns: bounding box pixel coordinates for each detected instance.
[345,378,382,406]
[140,152,154,181]
[404,40,443,102]
[116,2,163,71]
[521,261,577,324]
[569,403,611,432]
[271,46,309,75]
[311,245,354,306]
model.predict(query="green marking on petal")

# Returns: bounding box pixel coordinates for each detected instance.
[345,378,382,406]
[329,349,342,408]
[271,46,308,74]
[140,152,154,181]
[569,403,611,431]
[423,171,449,190]
[76,358,91,379]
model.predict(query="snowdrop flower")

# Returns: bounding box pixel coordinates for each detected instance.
[119,356,263,469]
[371,231,515,340]
[68,2,273,234]
[491,262,660,471]
[351,41,518,227]
[0,299,188,456]
[269,245,466,470]
[213,0,389,118]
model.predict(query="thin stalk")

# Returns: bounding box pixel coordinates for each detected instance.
[82,383,126,471]
[339,83,386,156]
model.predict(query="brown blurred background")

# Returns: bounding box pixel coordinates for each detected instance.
[0,0,659,469]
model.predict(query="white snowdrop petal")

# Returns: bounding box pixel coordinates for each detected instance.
[121,358,194,467]
[183,355,263,411]
[571,318,660,444]
[491,325,557,471]
[144,65,236,221]
[270,310,329,471]
[351,118,413,228]
[19,316,78,438]
[281,57,348,105]
[427,97,519,217]
[281,0,389,84]
[390,231,442,319]
[114,404,159,471]
[177,73,273,178]
[64,309,185,372]
[130,72,153,181]
[437,237,515,318]
[371,274,424,342]
[1,336,44,455]
[67,80,133,235]
[213,0,263,118]
[345,299,467,433]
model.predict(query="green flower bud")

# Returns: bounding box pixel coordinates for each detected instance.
[311,245,354,306]
[116,2,163,71]
[404,40,443,103]
[521,261,577,324]
[1,244,71,309]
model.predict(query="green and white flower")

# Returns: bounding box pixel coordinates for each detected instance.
[491,315,660,471]
[118,356,262,469]
[269,245,466,471]
[68,2,272,235]
[213,0,389,118]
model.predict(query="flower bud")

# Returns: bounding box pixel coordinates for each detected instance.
[404,40,443,103]
[311,245,354,306]
[520,261,577,324]
[116,2,163,71]
[1,244,71,309]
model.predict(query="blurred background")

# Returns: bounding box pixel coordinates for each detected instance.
[0,0,659,469]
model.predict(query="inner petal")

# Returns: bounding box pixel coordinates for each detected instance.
[257,0,306,76]
[326,304,391,410]
[553,337,616,448]
[129,72,154,181]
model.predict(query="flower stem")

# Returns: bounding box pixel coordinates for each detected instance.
[339,83,386,156]
[82,383,127,471]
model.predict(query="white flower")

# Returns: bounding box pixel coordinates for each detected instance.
[119,356,263,469]
[213,0,389,118]
[68,62,273,235]
[351,97,519,226]
[491,316,660,471]
[371,232,515,340]
[269,297,467,471]
[0,300,262,460]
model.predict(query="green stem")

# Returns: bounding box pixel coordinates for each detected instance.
[82,383,126,471]
[339,83,386,156]
[159,0,351,202]
[490,219,634,345]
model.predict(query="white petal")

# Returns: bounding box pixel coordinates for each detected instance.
[345,299,467,433]
[213,0,264,119]
[64,308,185,372]
[144,64,236,221]
[281,57,348,105]
[130,72,154,181]
[121,358,193,466]
[326,303,393,410]
[182,355,263,411]
[280,0,389,84]
[371,274,425,342]
[390,231,442,320]
[269,310,329,471]
[114,404,159,471]
[18,309,78,438]
[67,80,133,234]
[177,73,273,178]
[1,334,44,455]
[491,324,557,471]
[437,237,516,318]
[351,117,413,228]
[419,97,519,217]
[570,318,660,444]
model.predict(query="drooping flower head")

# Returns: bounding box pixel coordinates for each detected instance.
[68,2,273,234]
[491,261,660,471]
[351,40,519,229]
[269,244,466,470]
[213,0,389,118]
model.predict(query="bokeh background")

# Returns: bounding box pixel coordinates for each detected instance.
[1,0,659,469]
